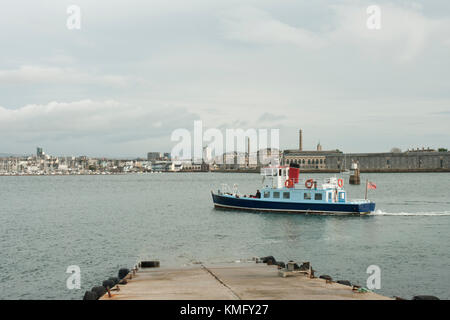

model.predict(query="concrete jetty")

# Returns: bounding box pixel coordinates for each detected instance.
[100,261,391,300]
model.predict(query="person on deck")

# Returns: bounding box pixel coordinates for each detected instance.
[255,190,261,198]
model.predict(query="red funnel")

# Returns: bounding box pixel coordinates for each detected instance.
[288,167,299,184]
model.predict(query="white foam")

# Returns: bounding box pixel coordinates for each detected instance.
[371,209,450,216]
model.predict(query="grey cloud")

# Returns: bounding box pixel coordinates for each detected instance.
[0,0,449,155]
[430,110,450,115]
[0,65,139,87]
[258,112,286,122]
[0,100,199,155]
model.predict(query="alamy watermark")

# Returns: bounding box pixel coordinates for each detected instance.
[66,265,81,290]
[367,5,381,30]
[67,5,81,30]
[366,265,381,290]
[170,121,279,165]
[66,5,381,31]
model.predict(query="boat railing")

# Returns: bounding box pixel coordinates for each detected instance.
[260,167,278,176]
[220,183,239,196]
[260,166,289,176]
[351,199,372,203]
[287,177,340,188]
[220,183,230,194]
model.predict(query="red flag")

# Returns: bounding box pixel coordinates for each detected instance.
[367,181,377,190]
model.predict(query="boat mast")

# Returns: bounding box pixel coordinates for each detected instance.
[365,179,368,200]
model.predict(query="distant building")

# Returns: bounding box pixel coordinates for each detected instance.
[283,150,339,170]
[147,152,162,161]
[326,151,450,171]
[36,147,43,158]
[317,142,322,151]
[151,162,168,172]
[203,146,212,164]
[257,148,281,166]
[284,131,450,172]
[283,131,338,169]
[170,161,183,172]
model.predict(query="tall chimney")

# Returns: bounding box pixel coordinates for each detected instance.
[247,137,250,166]
[299,129,303,151]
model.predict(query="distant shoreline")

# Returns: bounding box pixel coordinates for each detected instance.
[1,169,450,176]
[211,169,450,173]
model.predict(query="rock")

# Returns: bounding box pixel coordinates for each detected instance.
[319,275,332,281]
[118,268,130,280]
[412,295,439,300]
[337,280,352,286]
[140,261,160,268]
[83,291,98,300]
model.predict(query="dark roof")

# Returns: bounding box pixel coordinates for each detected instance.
[283,149,342,155]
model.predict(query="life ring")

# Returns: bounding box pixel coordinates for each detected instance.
[285,179,294,188]
[338,179,344,188]
[305,179,314,189]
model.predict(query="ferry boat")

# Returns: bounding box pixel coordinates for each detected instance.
[211,164,375,215]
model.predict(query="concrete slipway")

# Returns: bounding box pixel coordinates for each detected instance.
[100,261,390,300]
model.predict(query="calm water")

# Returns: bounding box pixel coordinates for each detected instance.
[0,172,449,300]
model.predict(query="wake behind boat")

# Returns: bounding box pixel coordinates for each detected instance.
[211,164,375,215]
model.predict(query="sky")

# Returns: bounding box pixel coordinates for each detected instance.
[0,0,449,157]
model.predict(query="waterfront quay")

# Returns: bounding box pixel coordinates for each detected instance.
[282,130,449,172]
[1,137,449,175]
[98,261,390,300]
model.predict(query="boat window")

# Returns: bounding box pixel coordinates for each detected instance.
[264,191,270,198]
[273,192,280,199]
[315,193,322,200]
[283,192,290,199]
[339,192,345,200]
[304,193,311,200]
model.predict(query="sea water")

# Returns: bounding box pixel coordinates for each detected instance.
[0,172,448,299]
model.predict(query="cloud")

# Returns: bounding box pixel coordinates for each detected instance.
[221,6,326,49]
[0,100,199,155]
[258,112,286,122]
[430,110,450,115]
[0,65,138,87]
[0,1,449,155]
[328,3,450,62]
[221,3,450,62]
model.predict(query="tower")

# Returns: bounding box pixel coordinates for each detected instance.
[299,130,303,151]
[317,141,322,151]
[247,137,250,167]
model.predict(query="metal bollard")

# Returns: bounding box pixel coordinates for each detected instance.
[287,262,295,272]
[309,267,315,278]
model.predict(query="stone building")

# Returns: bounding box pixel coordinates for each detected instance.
[325,151,450,171]
[283,129,450,172]
[283,140,340,170]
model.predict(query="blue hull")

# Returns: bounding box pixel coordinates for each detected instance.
[212,193,375,215]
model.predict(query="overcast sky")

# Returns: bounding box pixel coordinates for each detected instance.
[1,0,449,157]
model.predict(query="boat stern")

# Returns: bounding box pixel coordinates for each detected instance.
[357,201,376,214]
